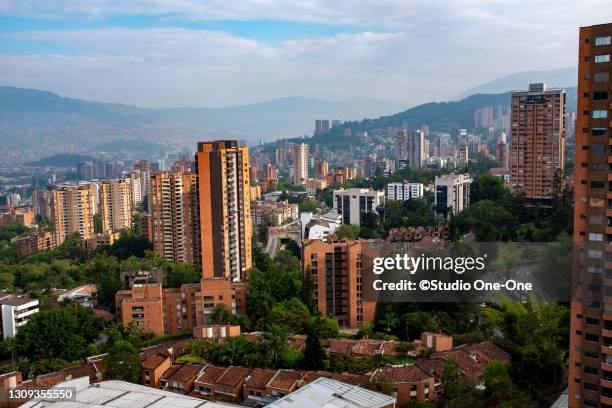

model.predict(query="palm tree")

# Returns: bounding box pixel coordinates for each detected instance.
[264,324,289,367]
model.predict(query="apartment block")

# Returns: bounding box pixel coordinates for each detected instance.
[569,23,612,408]
[333,188,384,226]
[302,238,376,329]
[293,143,309,185]
[99,179,133,233]
[52,184,97,244]
[510,83,566,200]
[251,200,298,226]
[13,230,57,257]
[0,295,39,339]
[32,189,54,220]
[149,171,200,263]
[386,181,424,201]
[196,141,252,282]
[434,173,471,219]
[315,160,329,179]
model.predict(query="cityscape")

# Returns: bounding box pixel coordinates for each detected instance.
[0,2,612,408]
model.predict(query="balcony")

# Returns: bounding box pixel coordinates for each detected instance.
[602,395,612,406]
[602,362,612,371]
[602,378,612,389]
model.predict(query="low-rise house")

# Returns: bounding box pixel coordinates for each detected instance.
[141,353,172,387]
[193,324,241,342]
[367,364,436,406]
[266,370,302,399]
[243,369,277,403]
[214,366,253,402]
[159,364,204,394]
[194,365,227,398]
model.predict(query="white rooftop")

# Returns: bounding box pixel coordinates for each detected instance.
[20,377,237,408]
[266,377,395,408]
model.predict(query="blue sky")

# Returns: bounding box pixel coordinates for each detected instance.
[0,0,611,108]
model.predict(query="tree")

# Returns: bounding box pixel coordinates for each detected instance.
[264,324,289,367]
[269,298,311,334]
[211,304,232,324]
[298,199,319,213]
[301,268,316,314]
[15,307,104,362]
[303,318,325,370]
[104,341,141,383]
[335,224,360,240]
[442,358,464,400]
[314,315,339,339]
[166,262,199,287]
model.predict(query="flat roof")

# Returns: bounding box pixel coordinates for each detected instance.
[267,377,395,408]
[20,377,238,408]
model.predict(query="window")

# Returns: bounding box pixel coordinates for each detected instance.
[593,128,608,136]
[595,54,611,63]
[591,181,605,189]
[595,72,610,82]
[594,91,609,100]
[591,145,606,154]
[586,316,600,325]
[585,333,600,342]
[596,36,612,46]
[584,365,599,374]
[588,233,604,242]
[593,110,608,118]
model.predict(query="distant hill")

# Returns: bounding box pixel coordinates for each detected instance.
[0,86,406,155]
[454,67,577,100]
[28,153,96,167]
[302,87,577,149]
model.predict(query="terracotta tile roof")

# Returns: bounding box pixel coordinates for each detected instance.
[195,365,228,385]
[352,339,383,356]
[327,339,355,354]
[267,370,303,391]
[141,354,170,370]
[372,364,433,383]
[442,350,488,379]
[300,371,332,385]
[416,358,446,379]
[380,340,400,356]
[244,332,264,343]
[245,369,277,389]
[161,364,203,383]
[217,366,253,387]
[331,372,364,385]
[465,341,510,362]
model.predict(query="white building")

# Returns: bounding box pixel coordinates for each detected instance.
[387,181,424,201]
[434,173,471,219]
[268,377,395,408]
[293,143,309,185]
[0,295,39,339]
[333,188,384,225]
[300,210,342,240]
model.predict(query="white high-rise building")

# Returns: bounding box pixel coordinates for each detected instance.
[293,143,309,185]
[434,173,471,219]
[333,188,385,225]
[387,182,424,201]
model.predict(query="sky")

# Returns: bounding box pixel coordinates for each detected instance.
[0,0,611,108]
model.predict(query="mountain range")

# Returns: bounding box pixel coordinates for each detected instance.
[454,66,577,100]
[0,67,579,157]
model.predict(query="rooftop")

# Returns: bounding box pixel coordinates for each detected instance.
[267,377,395,408]
[20,377,238,407]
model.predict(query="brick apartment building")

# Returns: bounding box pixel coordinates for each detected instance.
[301,238,377,329]
[510,83,566,200]
[569,22,612,408]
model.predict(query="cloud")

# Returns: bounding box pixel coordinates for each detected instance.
[0,1,611,108]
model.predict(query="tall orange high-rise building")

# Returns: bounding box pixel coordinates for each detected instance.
[569,23,612,408]
[149,171,199,263]
[302,238,376,329]
[510,83,566,199]
[195,140,252,282]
